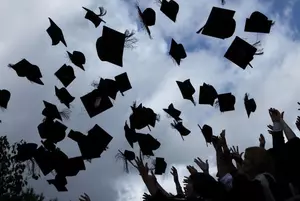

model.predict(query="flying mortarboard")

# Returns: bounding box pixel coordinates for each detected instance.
[58,157,86,177]
[55,64,76,87]
[137,134,161,156]
[88,124,113,156]
[136,5,156,39]
[169,39,187,65]
[15,143,38,162]
[80,89,113,118]
[171,120,190,140]
[160,0,179,22]
[198,124,213,144]
[47,175,68,192]
[124,121,139,148]
[224,36,258,69]
[0,89,11,109]
[83,7,107,28]
[67,51,85,70]
[97,78,119,100]
[217,93,235,112]
[114,72,132,96]
[245,11,273,33]
[38,118,67,144]
[163,103,182,121]
[196,7,236,39]
[154,157,167,175]
[42,101,62,121]
[46,18,67,47]
[55,86,75,108]
[33,146,55,176]
[96,26,125,67]
[116,150,136,173]
[176,79,196,105]
[8,59,28,77]
[244,93,256,118]
[199,83,218,106]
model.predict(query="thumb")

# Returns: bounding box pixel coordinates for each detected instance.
[281,111,284,118]
[206,159,208,164]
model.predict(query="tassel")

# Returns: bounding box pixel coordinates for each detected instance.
[60,108,71,120]
[124,30,138,49]
[97,7,107,17]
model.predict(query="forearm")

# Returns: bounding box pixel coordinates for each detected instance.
[174,180,184,196]
[281,119,297,141]
[142,176,159,196]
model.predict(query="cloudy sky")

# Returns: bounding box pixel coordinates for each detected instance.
[1,0,300,200]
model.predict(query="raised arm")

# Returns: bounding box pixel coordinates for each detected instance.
[170,166,184,197]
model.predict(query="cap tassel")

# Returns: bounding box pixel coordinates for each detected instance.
[125,30,138,49]
[221,0,226,5]
[97,7,107,17]
[59,108,71,120]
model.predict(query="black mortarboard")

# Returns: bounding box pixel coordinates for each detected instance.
[137,6,156,39]
[96,26,125,67]
[244,93,256,118]
[171,120,190,140]
[38,118,67,143]
[196,7,236,39]
[67,51,85,70]
[54,64,76,88]
[176,79,196,105]
[80,89,113,118]
[217,93,235,112]
[46,18,67,47]
[47,175,68,192]
[0,89,11,109]
[83,7,106,28]
[129,103,159,130]
[155,157,167,175]
[163,103,181,121]
[124,121,139,148]
[199,83,218,106]
[42,101,62,121]
[116,150,136,173]
[114,72,132,96]
[138,134,161,156]
[198,124,213,143]
[8,59,28,77]
[97,78,119,100]
[15,143,38,162]
[33,146,55,176]
[160,0,179,22]
[55,86,75,108]
[169,39,187,65]
[245,11,273,33]
[58,157,86,177]
[224,36,257,69]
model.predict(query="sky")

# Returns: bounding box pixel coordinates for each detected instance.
[1,0,300,200]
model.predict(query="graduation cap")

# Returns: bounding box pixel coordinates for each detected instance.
[42,101,62,121]
[8,59,28,77]
[244,93,256,118]
[124,121,139,148]
[160,0,179,22]
[171,120,190,140]
[176,79,196,105]
[57,157,86,177]
[169,39,187,65]
[224,36,258,69]
[154,157,167,175]
[55,86,75,108]
[245,11,273,33]
[47,174,68,192]
[196,7,236,39]
[114,72,132,96]
[96,26,125,67]
[0,89,11,109]
[80,89,113,118]
[67,51,85,70]
[116,150,136,173]
[15,143,38,162]
[136,6,156,39]
[55,64,76,88]
[129,102,159,130]
[38,118,67,144]
[137,134,161,156]
[97,78,119,100]
[198,124,213,144]
[33,146,55,176]
[199,83,218,106]
[83,7,106,28]
[46,18,67,47]
[217,93,235,112]
[163,103,181,121]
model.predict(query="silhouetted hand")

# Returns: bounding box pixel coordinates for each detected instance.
[259,134,265,148]
[186,165,198,175]
[267,124,274,134]
[296,116,300,131]
[170,166,179,182]
[135,156,149,179]
[194,157,209,174]
[269,108,284,122]
[79,194,91,201]
[183,176,189,185]
[230,146,244,163]
[143,193,152,201]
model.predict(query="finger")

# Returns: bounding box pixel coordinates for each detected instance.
[79,199,85,201]
[206,159,208,164]
[237,146,239,153]
[240,152,244,157]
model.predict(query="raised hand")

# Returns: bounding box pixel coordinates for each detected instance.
[186,165,198,175]
[296,116,300,131]
[79,193,91,201]
[267,124,274,134]
[194,157,209,174]
[142,193,151,201]
[135,156,149,179]
[268,108,283,122]
[183,176,189,185]
[230,146,244,163]
[259,134,265,148]
[170,166,179,182]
